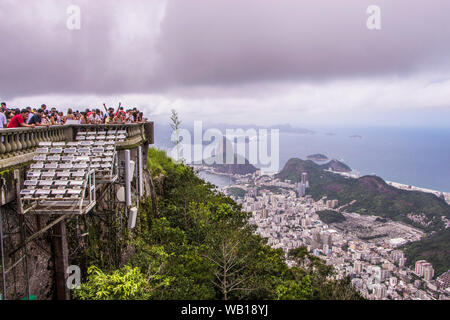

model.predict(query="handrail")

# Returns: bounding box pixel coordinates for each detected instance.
[0,122,153,161]
[0,125,67,159]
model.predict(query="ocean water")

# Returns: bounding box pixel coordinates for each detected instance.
[156,125,450,193]
[277,126,450,193]
[197,171,233,188]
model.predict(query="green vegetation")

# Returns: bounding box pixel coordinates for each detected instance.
[227,187,246,199]
[317,210,346,224]
[359,234,388,240]
[277,158,449,232]
[257,185,286,195]
[402,229,450,277]
[307,154,328,161]
[76,149,361,300]
[74,266,152,300]
[277,158,450,273]
[319,159,352,173]
[147,147,175,177]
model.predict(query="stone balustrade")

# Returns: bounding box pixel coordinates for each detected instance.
[0,125,67,159]
[0,122,154,170]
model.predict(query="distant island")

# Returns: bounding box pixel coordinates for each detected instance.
[307,154,329,162]
[349,135,362,139]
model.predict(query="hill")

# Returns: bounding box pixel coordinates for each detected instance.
[319,159,352,173]
[203,137,257,175]
[307,154,328,161]
[317,210,347,224]
[402,229,450,277]
[208,154,258,175]
[227,187,247,199]
[75,148,362,300]
[277,158,450,232]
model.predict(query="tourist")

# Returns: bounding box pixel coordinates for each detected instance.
[5,110,14,124]
[0,103,7,129]
[7,109,35,128]
[28,109,50,127]
[66,108,76,121]
[0,102,147,127]
[26,107,34,123]
[105,111,115,124]
[58,112,64,124]
[79,112,88,124]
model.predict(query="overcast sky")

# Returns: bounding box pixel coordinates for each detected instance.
[1,0,450,127]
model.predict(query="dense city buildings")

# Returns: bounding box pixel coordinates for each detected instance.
[196,165,450,300]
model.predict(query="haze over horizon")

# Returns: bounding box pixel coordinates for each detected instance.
[1,0,450,127]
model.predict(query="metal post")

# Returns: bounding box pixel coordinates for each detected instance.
[22,217,30,300]
[135,150,139,210]
[138,146,143,198]
[0,208,6,300]
[52,220,70,300]
[124,150,131,207]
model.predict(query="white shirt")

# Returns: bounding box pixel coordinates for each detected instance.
[0,112,6,128]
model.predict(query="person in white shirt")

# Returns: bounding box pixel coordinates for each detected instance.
[88,109,102,123]
[0,102,7,128]
[27,107,34,123]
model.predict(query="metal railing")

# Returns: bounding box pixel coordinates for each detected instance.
[0,122,153,160]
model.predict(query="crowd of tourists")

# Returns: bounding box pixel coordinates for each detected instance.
[0,102,147,129]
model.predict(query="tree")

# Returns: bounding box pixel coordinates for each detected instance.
[74,266,151,300]
[288,247,363,300]
[76,149,363,300]
[275,276,312,300]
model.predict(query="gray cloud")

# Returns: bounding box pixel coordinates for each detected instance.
[1,0,450,99]
[156,0,450,86]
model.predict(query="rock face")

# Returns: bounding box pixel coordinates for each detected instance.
[1,210,55,300]
[203,137,257,175]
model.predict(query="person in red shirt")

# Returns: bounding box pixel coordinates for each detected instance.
[7,109,35,128]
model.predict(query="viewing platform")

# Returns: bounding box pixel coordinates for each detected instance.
[0,122,154,206]
[0,122,155,300]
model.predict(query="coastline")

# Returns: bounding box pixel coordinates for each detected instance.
[326,169,450,205]
[196,164,450,206]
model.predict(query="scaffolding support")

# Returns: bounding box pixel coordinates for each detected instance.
[20,215,30,300]
[52,220,69,300]
[0,208,6,300]
[1,126,147,300]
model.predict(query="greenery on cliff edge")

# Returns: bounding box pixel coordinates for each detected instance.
[75,148,362,300]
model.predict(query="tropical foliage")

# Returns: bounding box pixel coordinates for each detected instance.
[76,149,362,300]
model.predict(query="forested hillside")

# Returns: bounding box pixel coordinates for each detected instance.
[402,229,450,277]
[75,148,362,300]
[277,158,450,232]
